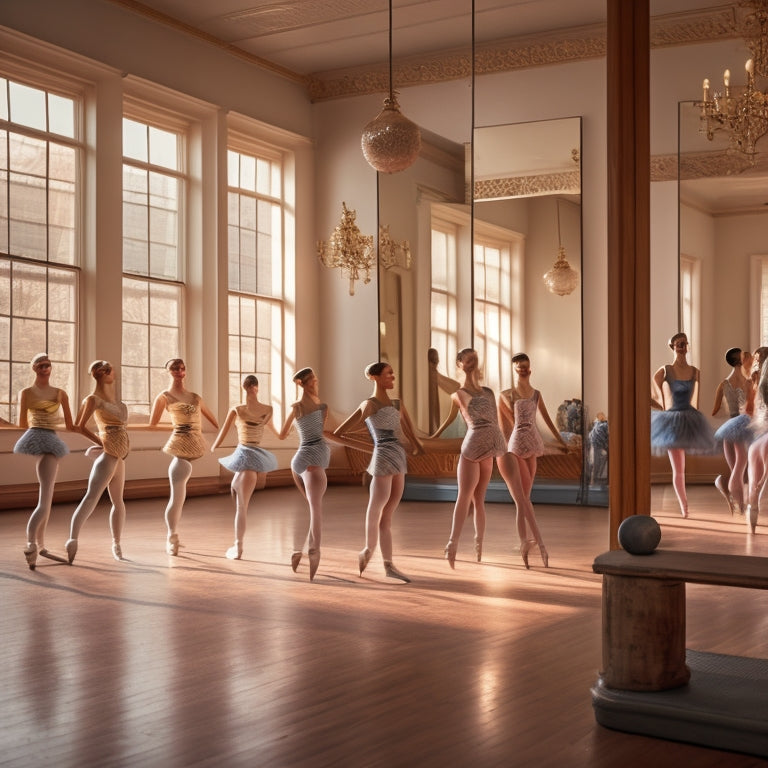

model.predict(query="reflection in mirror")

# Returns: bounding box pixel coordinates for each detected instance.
[474,118,585,496]
[678,100,768,381]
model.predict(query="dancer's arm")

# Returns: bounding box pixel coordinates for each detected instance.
[74,394,101,446]
[429,397,460,439]
[497,390,515,442]
[278,405,297,440]
[59,390,75,431]
[399,403,425,455]
[331,401,374,451]
[199,399,219,430]
[536,393,569,451]
[210,407,237,451]
[711,381,725,416]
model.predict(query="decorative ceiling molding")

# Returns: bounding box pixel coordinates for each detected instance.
[475,170,581,201]
[651,150,758,182]
[308,7,742,102]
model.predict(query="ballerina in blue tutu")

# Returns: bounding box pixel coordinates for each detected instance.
[651,333,715,517]
[711,347,754,515]
[211,374,278,560]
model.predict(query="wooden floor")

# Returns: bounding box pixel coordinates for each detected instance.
[2,481,768,767]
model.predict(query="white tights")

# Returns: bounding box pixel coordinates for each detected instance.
[447,456,492,546]
[497,452,544,547]
[230,470,266,545]
[26,454,60,548]
[294,466,326,551]
[69,451,126,542]
[365,473,405,561]
[165,457,193,537]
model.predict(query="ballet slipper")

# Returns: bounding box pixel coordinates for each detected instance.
[308,548,320,581]
[384,560,411,583]
[65,538,78,564]
[291,551,302,572]
[444,540,456,569]
[358,547,372,576]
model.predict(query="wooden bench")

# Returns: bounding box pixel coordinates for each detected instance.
[591,549,768,756]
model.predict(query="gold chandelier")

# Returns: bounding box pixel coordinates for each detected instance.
[317,203,375,295]
[360,0,421,173]
[697,0,768,159]
[542,198,579,297]
[378,225,411,271]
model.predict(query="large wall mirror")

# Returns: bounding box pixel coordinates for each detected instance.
[678,100,768,398]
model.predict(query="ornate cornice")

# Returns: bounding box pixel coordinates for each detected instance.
[475,170,581,201]
[651,150,757,181]
[308,7,743,102]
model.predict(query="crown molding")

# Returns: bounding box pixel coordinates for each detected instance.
[308,7,742,102]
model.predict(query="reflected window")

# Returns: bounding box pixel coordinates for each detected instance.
[226,145,286,420]
[474,235,514,393]
[752,254,768,347]
[121,116,184,417]
[680,253,700,365]
[430,221,458,372]
[0,74,80,421]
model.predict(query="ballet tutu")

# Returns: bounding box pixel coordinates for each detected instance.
[219,444,278,473]
[650,408,716,455]
[291,439,330,475]
[714,414,754,444]
[163,429,206,460]
[13,428,69,457]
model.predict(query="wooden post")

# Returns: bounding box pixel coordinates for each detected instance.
[606,0,652,548]
[601,574,690,691]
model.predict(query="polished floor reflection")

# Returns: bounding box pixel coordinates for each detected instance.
[1,484,767,767]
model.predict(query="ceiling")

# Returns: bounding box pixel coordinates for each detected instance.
[108,0,765,213]
[110,0,721,77]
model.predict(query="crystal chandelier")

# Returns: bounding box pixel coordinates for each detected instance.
[543,199,579,297]
[361,0,421,173]
[697,0,768,159]
[317,203,375,295]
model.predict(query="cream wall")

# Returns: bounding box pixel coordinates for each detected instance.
[0,5,763,490]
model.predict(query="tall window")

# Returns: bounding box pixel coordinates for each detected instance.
[0,75,80,422]
[430,222,458,373]
[121,117,184,416]
[227,145,284,416]
[679,253,700,365]
[751,254,768,349]
[473,236,512,394]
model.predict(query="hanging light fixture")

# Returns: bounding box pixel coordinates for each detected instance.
[378,225,411,270]
[317,202,375,296]
[361,0,422,173]
[697,0,768,160]
[543,198,579,296]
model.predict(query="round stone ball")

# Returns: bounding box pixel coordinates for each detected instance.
[618,515,661,555]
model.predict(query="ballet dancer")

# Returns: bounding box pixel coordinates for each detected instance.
[651,332,715,518]
[149,358,218,555]
[211,375,278,560]
[435,349,506,569]
[65,360,130,563]
[334,361,423,582]
[497,353,567,567]
[14,353,75,569]
[279,367,330,580]
[711,347,753,515]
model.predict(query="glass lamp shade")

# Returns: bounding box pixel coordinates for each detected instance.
[543,247,580,296]
[361,96,422,173]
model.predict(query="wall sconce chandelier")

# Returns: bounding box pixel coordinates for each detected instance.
[378,225,411,271]
[696,0,768,159]
[542,198,579,296]
[360,0,421,173]
[317,202,375,295]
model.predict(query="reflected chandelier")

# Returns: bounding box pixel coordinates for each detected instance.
[317,203,375,296]
[360,0,421,173]
[378,225,411,271]
[542,198,579,297]
[697,0,768,159]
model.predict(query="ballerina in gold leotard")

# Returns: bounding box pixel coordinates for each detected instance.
[13,353,76,569]
[149,358,218,555]
[65,360,130,564]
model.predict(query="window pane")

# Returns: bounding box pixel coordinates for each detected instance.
[149,125,178,171]
[9,82,46,132]
[48,93,75,139]
[123,119,148,163]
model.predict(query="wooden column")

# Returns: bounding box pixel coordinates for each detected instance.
[601,574,690,691]
[607,0,651,548]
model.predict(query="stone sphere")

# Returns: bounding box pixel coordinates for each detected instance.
[618,515,661,555]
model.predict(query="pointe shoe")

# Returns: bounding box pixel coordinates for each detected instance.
[225,543,242,560]
[358,547,372,576]
[23,542,37,570]
[747,504,758,534]
[540,544,549,568]
[291,551,302,572]
[384,560,411,583]
[474,536,483,562]
[112,541,123,561]
[65,538,78,564]
[520,540,533,569]
[166,533,180,556]
[715,475,735,515]
[38,548,68,563]
[308,548,320,581]
[444,540,456,569]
